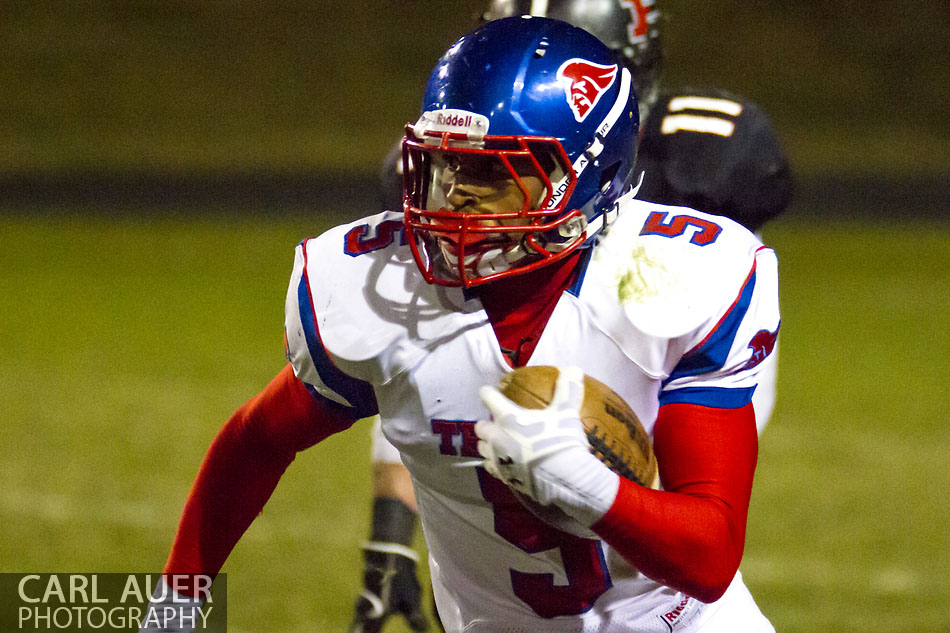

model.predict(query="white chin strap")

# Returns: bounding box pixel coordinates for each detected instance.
[444,230,591,279]
[441,242,529,278]
[474,247,524,277]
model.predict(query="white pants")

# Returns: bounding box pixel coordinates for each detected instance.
[431,565,774,633]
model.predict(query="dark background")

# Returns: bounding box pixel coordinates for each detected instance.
[1,1,947,213]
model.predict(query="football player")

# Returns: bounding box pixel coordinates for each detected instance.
[355,2,792,631]
[143,16,779,633]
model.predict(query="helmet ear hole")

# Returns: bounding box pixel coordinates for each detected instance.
[598,162,621,194]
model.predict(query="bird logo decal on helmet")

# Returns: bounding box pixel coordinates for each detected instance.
[557,59,618,123]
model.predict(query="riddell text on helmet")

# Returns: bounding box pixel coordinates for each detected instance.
[435,112,474,128]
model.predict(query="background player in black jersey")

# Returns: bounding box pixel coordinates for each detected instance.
[351,2,792,631]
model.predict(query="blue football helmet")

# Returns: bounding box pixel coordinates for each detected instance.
[403,16,639,287]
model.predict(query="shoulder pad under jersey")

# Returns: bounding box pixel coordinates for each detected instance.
[284,211,481,390]
[582,194,776,342]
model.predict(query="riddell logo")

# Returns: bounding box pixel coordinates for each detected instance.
[657,596,701,631]
[556,59,618,122]
[661,598,690,627]
[435,112,473,128]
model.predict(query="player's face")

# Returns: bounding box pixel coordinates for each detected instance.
[440,154,547,218]
[403,133,578,287]
[431,153,547,260]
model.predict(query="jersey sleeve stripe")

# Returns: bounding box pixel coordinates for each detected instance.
[658,386,756,409]
[664,261,757,384]
[297,240,379,419]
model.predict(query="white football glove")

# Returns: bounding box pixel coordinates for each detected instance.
[138,577,204,633]
[476,366,620,527]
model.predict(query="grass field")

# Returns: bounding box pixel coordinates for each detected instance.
[1,208,948,632]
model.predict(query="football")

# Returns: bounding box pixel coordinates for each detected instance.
[498,366,659,537]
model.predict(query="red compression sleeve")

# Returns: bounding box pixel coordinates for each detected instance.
[163,364,357,589]
[592,402,758,603]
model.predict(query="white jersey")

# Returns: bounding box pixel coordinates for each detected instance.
[284,195,778,632]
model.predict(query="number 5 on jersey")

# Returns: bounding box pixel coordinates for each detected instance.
[640,211,722,246]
